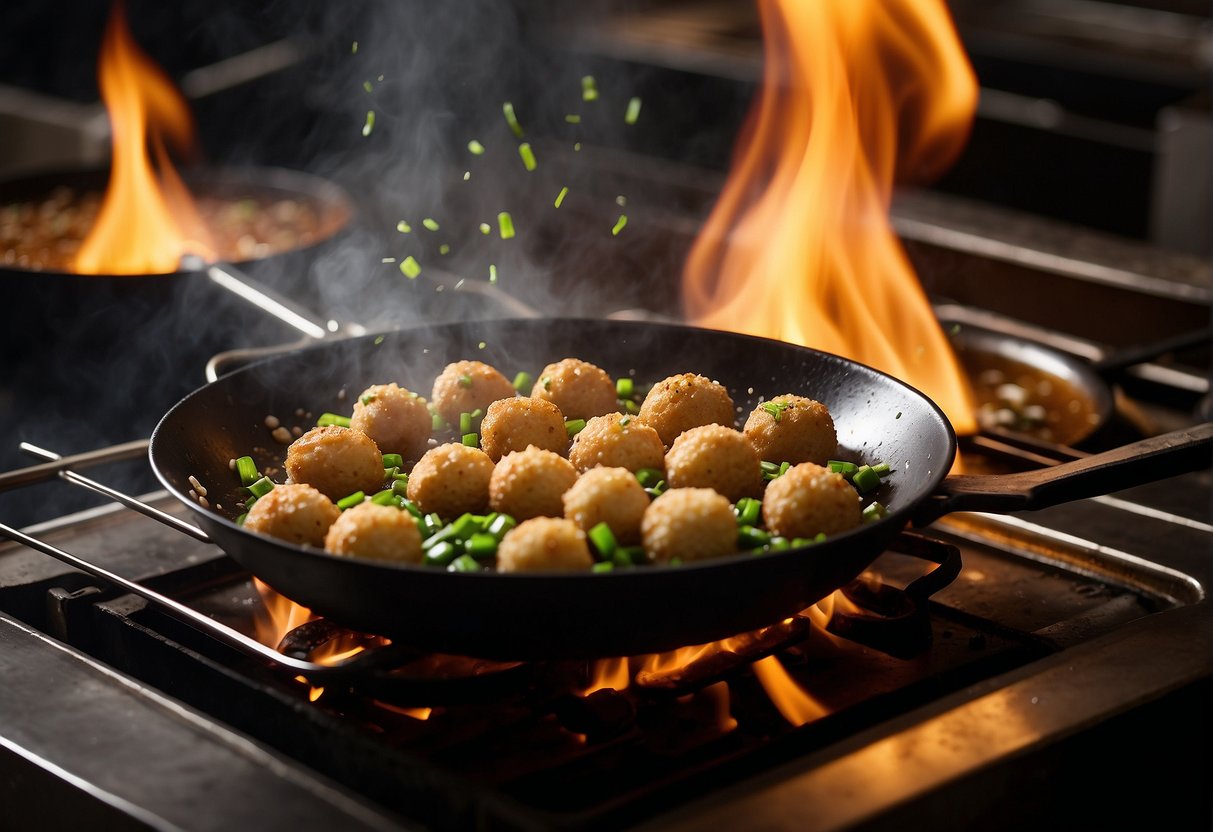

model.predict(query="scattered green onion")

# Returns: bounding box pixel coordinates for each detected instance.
[467,139,486,155]
[734,497,762,527]
[462,432,479,447]
[616,378,634,399]
[479,222,491,235]
[466,532,499,561]
[363,80,373,93]
[618,416,632,428]
[581,75,599,102]
[564,114,582,124]
[399,256,421,279]
[588,522,617,559]
[392,478,410,497]
[502,101,524,138]
[518,142,537,171]
[573,142,581,151]
[852,465,881,494]
[371,489,400,507]
[235,456,259,487]
[382,453,403,469]
[361,110,375,137]
[636,468,664,488]
[760,401,791,422]
[462,171,471,181]
[611,547,636,568]
[554,186,568,208]
[611,215,627,236]
[779,461,791,476]
[458,373,473,388]
[487,513,517,540]
[422,218,440,232]
[337,491,365,510]
[862,501,888,523]
[540,375,552,391]
[396,220,411,233]
[624,96,642,124]
[592,562,615,573]
[459,411,474,434]
[497,211,515,240]
[449,513,481,540]
[431,413,445,431]
[448,554,481,573]
[235,513,247,526]
[513,371,533,392]
[351,41,358,53]
[873,462,891,476]
[737,525,770,549]
[615,195,627,207]
[565,418,587,437]
[316,412,351,427]
[623,400,640,415]
[439,244,450,255]
[828,460,858,477]
[488,264,498,284]
[425,541,460,567]
[422,513,444,537]
[248,476,275,499]
[766,536,791,552]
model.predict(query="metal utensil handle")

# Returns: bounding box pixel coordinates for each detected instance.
[914,423,1213,526]
[0,439,151,492]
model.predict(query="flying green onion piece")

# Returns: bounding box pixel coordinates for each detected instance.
[316,413,351,427]
[497,211,515,240]
[615,195,627,207]
[448,554,481,573]
[396,220,411,233]
[422,218,439,231]
[635,468,663,488]
[513,371,533,392]
[248,476,275,499]
[554,186,568,208]
[458,374,473,388]
[468,139,486,155]
[611,215,627,236]
[488,264,498,284]
[431,413,445,431]
[439,244,450,255]
[518,142,537,171]
[564,114,582,124]
[502,101,524,138]
[462,432,479,447]
[479,222,491,235]
[615,378,634,398]
[459,412,474,434]
[565,418,587,437]
[371,489,399,507]
[573,142,581,151]
[862,501,888,523]
[592,561,614,573]
[337,491,365,510]
[235,456,259,487]
[361,110,375,137]
[588,521,617,558]
[852,465,881,494]
[624,400,640,415]
[581,75,598,101]
[425,541,460,567]
[382,453,403,469]
[463,171,470,181]
[625,96,642,125]
[466,533,499,561]
[363,80,373,93]
[399,256,421,279]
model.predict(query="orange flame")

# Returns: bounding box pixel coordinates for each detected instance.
[682,0,977,432]
[74,0,214,275]
[751,656,828,726]
[582,657,632,695]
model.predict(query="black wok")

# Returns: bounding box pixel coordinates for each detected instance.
[149,318,1212,660]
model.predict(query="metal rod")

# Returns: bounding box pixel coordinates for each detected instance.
[0,440,150,492]
[19,443,210,543]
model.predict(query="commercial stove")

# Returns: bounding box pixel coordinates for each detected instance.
[1,1,1210,829]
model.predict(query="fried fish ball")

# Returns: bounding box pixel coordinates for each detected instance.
[430,360,516,425]
[349,383,432,461]
[406,442,494,519]
[531,358,618,420]
[479,396,569,462]
[562,466,650,544]
[637,373,735,447]
[665,424,762,502]
[568,413,665,474]
[489,447,579,521]
[496,517,594,572]
[285,425,385,501]
[244,483,340,548]
[762,462,861,539]
[324,501,423,563]
[743,394,837,465]
[641,487,736,564]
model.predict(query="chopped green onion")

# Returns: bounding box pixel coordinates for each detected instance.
[624,400,640,415]
[439,244,450,255]
[462,432,479,447]
[396,220,411,233]
[431,413,445,431]
[513,371,533,392]
[573,142,581,151]
[862,501,888,523]
[779,461,791,476]
[351,41,358,53]
[458,374,473,388]
[392,478,410,497]
[760,461,781,475]
[540,375,552,391]
[422,218,439,232]
[371,489,400,507]
[635,468,664,488]
[502,101,524,138]
[734,497,762,527]
[565,418,587,436]
[337,491,365,510]
[518,142,537,171]
[497,211,515,240]
[588,521,617,559]
[425,540,460,567]
[363,80,373,93]
[615,195,627,207]
[760,401,790,422]
[467,139,486,155]
[248,476,275,499]
[873,462,891,476]
[852,465,881,494]
[564,114,582,124]
[479,222,491,235]
[616,378,634,399]
[592,561,614,573]
[235,513,247,526]
[486,513,517,540]
[448,554,481,573]
[459,412,474,434]
[611,215,627,236]
[316,412,351,427]
[737,525,770,549]
[581,75,598,102]
[462,171,471,181]
[828,460,858,477]
[422,513,444,537]
[360,393,376,405]
[235,456,259,487]
[611,547,636,568]
[766,536,791,552]
[399,256,421,279]
[361,110,375,136]
[245,495,259,509]
[619,416,632,428]
[488,264,498,284]
[466,532,499,561]
[624,96,642,124]
[554,186,568,208]
[400,499,422,520]
[449,513,481,540]
[382,453,403,469]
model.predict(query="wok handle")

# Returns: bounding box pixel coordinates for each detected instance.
[913,422,1213,526]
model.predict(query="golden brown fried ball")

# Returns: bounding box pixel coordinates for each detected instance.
[349,383,432,461]
[562,466,650,545]
[406,442,494,519]
[637,373,735,447]
[568,413,665,474]
[531,358,618,420]
[496,517,594,572]
[285,425,385,501]
[324,501,423,563]
[743,394,837,465]
[489,447,579,521]
[665,424,762,502]
[479,396,569,462]
[430,360,516,425]
[640,487,736,564]
[762,462,861,539]
[244,483,340,548]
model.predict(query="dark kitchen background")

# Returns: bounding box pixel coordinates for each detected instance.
[0,1,1210,830]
